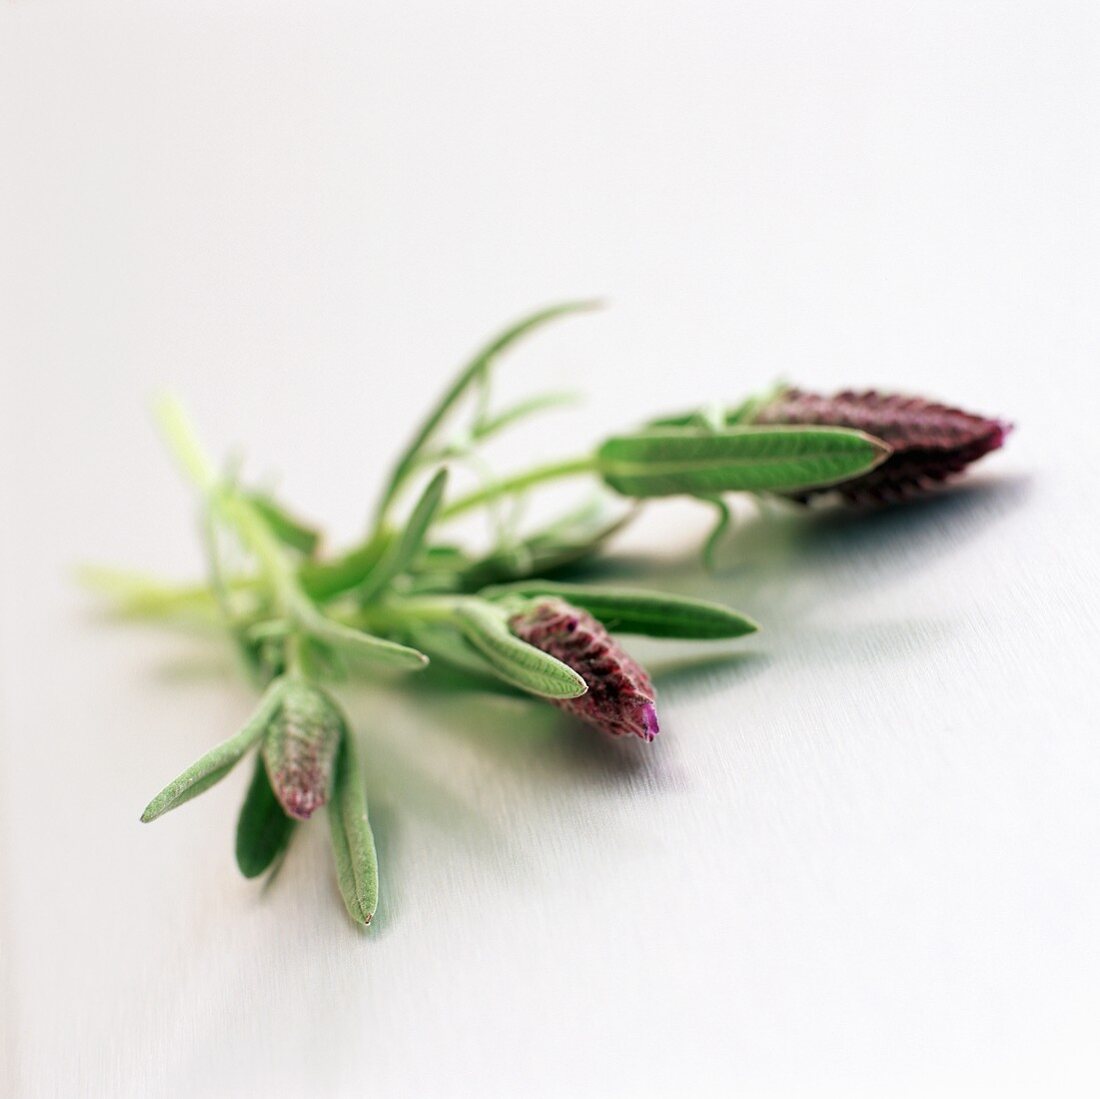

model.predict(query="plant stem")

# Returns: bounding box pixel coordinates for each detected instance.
[371,300,599,530]
[219,495,301,615]
[154,395,312,653]
[356,595,465,633]
[438,455,598,521]
[154,395,219,493]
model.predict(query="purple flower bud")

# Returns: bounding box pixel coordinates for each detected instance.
[752,387,1010,503]
[261,681,344,820]
[509,599,659,741]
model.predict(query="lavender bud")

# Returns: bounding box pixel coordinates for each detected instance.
[509,599,659,741]
[261,681,344,820]
[752,387,1010,503]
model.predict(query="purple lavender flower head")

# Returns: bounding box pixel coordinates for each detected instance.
[261,680,344,820]
[752,387,1010,503]
[509,598,659,741]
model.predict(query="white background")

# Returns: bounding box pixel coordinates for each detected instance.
[3,2,1099,1096]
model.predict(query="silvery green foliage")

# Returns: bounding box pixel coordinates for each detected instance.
[261,680,345,822]
[102,303,1009,927]
[328,735,379,927]
[595,426,889,497]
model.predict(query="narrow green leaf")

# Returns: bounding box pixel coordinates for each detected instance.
[374,300,599,523]
[235,756,296,878]
[358,468,449,602]
[596,426,889,497]
[481,581,759,639]
[299,533,392,601]
[402,621,509,685]
[328,734,378,927]
[245,492,322,556]
[456,501,635,591]
[472,391,580,442]
[453,600,587,699]
[140,678,286,822]
[76,565,224,622]
[299,609,429,671]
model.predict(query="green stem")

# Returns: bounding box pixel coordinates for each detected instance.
[154,395,310,651]
[154,395,219,493]
[356,595,465,633]
[439,455,598,521]
[371,300,599,530]
[218,494,301,615]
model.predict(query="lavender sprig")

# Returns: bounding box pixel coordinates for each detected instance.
[84,303,1012,928]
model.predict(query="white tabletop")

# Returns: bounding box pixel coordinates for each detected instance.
[3,3,1099,1096]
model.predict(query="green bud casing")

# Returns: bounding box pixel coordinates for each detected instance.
[261,680,345,821]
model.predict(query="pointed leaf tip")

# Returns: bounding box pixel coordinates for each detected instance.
[596,426,891,498]
[454,600,589,699]
[140,678,286,822]
[328,734,379,927]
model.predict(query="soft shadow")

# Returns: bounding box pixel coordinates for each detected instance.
[404,686,678,792]
[648,650,768,693]
[125,476,1034,932]
[360,801,399,936]
[732,472,1033,573]
[570,474,1032,609]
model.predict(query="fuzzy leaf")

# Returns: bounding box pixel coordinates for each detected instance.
[482,581,758,639]
[454,600,588,699]
[235,756,296,878]
[472,391,579,442]
[402,622,500,679]
[457,501,634,591]
[297,605,428,670]
[359,468,449,602]
[596,426,889,497]
[375,301,598,522]
[245,492,322,556]
[328,734,379,927]
[299,535,391,601]
[141,678,286,822]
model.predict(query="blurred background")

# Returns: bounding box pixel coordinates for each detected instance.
[2,2,1099,1096]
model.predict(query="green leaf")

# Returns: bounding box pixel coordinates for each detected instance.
[299,534,392,601]
[75,565,225,622]
[140,678,286,822]
[235,756,296,879]
[328,733,379,927]
[472,391,580,442]
[298,608,429,671]
[457,497,636,590]
[401,621,509,685]
[245,492,322,556]
[596,426,889,497]
[374,301,599,524]
[481,581,758,639]
[358,468,449,602]
[453,600,587,699]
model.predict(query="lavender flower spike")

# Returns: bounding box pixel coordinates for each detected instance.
[261,680,344,820]
[752,387,1010,504]
[509,598,659,741]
